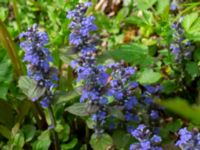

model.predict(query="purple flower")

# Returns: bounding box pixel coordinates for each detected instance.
[176,128,192,146]
[151,135,162,143]
[150,110,159,120]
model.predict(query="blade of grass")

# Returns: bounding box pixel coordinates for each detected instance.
[0,20,24,78]
[12,0,21,32]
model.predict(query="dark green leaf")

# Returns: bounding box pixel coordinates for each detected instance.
[21,125,36,142]
[186,62,199,78]
[162,80,178,94]
[0,101,14,128]
[0,125,11,139]
[32,130,51,150]
[112,130,132,149]
[0,84,9,100]
[98,44,153,67]
[61,138,78,150]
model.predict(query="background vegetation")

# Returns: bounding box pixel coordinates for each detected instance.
[0,0,200,149]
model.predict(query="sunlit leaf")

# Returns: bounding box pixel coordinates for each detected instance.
[137,69,162,84]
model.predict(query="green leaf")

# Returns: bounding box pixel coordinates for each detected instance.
[185,18,200,41]
[160,119,183,141]
[12,132,25,148]
[98,44,153,67]
[186,62,199,78]
[137,69,162,84]
[0,84,9,100]
[0,60,11,82]
[159,98,200,125]
[0,125,11,139]
[109,107,124,120]
[112,130,132,149]
[21,125,36,142]
[94,12,111,30]
[18,76,46,100]
[162,80,178,94]
[32,130,51,150]
[125,16,147,26]
[86,118,95,129]
[90,133,113,150]
[182,13,199,31]
[0,50,12,100]
[115,7,129,24]
[194,48,200,61]
[143,11,154,25]
[156,0,169,14]
[56,90,79,104]
[56,123,70,142]
[137,0,157,10]
[61,138,78,150]
[0,7,8,21]
[65,103,88,117]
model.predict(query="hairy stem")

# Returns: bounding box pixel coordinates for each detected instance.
[48,105,60,150]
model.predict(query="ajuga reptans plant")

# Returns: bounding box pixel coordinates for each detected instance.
[67,3,163,149]
[19,24,58,107]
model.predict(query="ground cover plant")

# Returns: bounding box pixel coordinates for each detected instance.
[0,0,200,150]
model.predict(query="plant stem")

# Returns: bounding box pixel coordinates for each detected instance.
[48,105,60,150]
[32,102,48,129]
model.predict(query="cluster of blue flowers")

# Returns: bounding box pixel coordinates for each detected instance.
[19,24,58,107]
[68,1,163,146]
[170,20,194,62]
[129,124,162,150]
[176,127,200,150]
